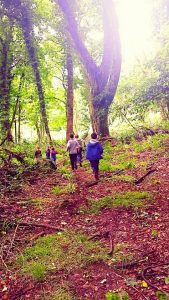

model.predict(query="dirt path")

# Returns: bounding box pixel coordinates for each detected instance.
[0,150,169,300]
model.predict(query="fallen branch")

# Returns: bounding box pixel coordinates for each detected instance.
[18,221,63,231]
[135,169,156,185]
[29,231,45,243]
[113,258,146,270]
[6,224,19,259]
[141,263,169,293]
[4,148,25,163]
[85,181,98,187]
[107,232,114,255]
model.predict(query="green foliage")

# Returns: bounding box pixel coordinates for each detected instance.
[105,291,130,300]
[156,291,169,300]
[52,186,63,195]
[52,182,76,195]
[17,231,108,281]
[112,175,135,183]
[81,191,152,214]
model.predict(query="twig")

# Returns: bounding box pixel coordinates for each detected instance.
[0,254,11,272]
[107,232,114,255]
[85,181,98,187]
[18,221,63,231]
[141,264,169,293]
[112,269,149,300]
[135,169,156,185]
[6,224,19,259]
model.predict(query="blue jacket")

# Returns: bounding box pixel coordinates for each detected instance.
[86,140,103,161]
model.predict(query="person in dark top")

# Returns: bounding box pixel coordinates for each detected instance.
[51,147,58,168]
[86,132,103,181]
[46,146,51,160]
[34,146,42,163]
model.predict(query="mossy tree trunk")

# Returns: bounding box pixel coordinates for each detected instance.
[0,25,13,141]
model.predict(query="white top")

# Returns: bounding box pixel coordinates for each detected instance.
[67,138,80,154]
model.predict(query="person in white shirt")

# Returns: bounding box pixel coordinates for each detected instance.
[67,133,80,170]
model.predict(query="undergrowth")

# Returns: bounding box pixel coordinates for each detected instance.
[17,230,108,281]
[80,191,152,214]
[52,182,76,195]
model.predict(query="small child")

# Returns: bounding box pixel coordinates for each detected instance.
[51,147,58,168]
[46,146,51,160]
[86,132,103,181]
[34,146,42,164]
[75,134,83,167]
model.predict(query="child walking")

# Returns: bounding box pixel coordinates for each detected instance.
[67,133,80,170]
[75,134,83,167]
[51,147,58,168]
[46,146,51,160]
[34,146,42,164]
[86,132,103,181]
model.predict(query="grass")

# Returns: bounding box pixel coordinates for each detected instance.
[44,285,73,300]
[17,230,108,281]
[111,175,135,183]
[80,191,152,214]
[52,183,76,195]
[105,290,130,300]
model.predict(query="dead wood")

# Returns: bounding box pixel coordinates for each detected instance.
[85,181,98,187]
[141,263,169,292]
[88,231,109,240]
[107,232,114,255]
[4,148,25,163]
[28,231,45,245]
[113,259,144,270]
[134,169,156,185]
[18,221,63,231]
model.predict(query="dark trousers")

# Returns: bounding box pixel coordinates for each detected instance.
[77,148,82,165]
[90,160,99,172]
[90,160,99,180]
[69,154,77,170]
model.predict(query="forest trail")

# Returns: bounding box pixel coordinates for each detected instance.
[1,144,169,300]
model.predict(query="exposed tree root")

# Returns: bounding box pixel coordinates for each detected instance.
[135,169,156,185]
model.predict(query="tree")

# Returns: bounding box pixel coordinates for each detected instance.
[2,0,53,144]
[56,0,121,136]
[66,45,74,141]
[0,10,13,141]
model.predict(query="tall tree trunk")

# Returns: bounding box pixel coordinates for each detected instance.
[18,1,52,145]
[66,48,74,141]
[0,27,13,141]
[57,0,121,136]
[18,99,21,143]
[35,121,41,144]
[14,119,17,144]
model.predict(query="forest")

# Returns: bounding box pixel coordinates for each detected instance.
[0,0,169,299]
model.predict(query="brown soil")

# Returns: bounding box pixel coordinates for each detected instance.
[0,146,169,300]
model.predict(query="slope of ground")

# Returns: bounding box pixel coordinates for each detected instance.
[0,135,169,300]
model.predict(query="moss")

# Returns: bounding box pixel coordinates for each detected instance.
[112,175,135,183]
[52,183,76,195]
[81,191,152,214]
[17,231,108,281]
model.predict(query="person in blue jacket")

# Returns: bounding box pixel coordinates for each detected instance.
[86,132,103,181]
